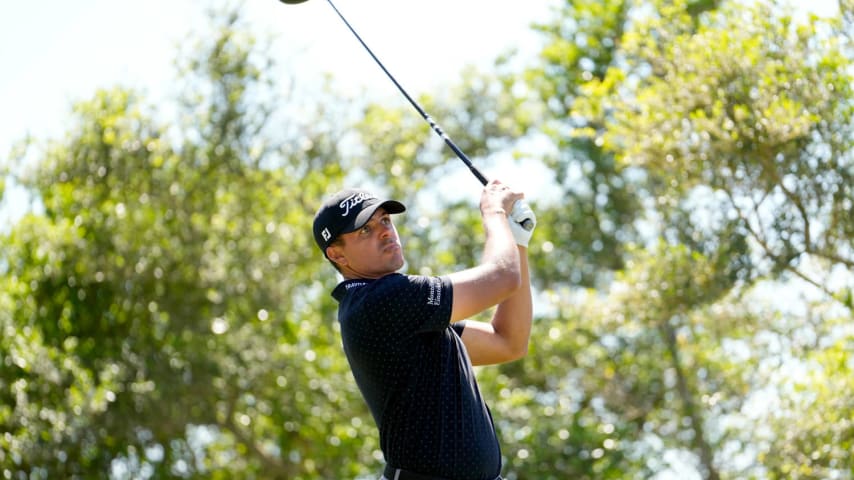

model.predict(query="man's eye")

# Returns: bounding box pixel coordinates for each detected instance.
[360,225,371,234]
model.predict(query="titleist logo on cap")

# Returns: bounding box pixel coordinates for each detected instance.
[339,192,375,217]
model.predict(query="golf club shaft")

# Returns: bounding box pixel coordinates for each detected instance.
[324,0,488,186]
[324,0,533,231]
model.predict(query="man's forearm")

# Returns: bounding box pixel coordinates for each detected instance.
[481,212,521,276]
[490,246,532,360]
[447,214,522,324]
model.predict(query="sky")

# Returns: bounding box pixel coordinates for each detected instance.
[0,0,560,224]
[0,0,841,226]
[0,0,556,157]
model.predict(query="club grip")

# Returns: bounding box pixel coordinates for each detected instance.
[520,218,534,231]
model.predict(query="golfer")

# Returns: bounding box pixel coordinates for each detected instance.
[313,180,535,480]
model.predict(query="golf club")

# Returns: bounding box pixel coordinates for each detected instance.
[280,0,534,231]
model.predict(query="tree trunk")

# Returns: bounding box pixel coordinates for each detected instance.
[662,319,721,480]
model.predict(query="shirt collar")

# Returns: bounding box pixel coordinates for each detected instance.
[331,278,372,301]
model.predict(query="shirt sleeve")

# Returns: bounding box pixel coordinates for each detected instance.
[452,320,466,337]
[368,274,454,335]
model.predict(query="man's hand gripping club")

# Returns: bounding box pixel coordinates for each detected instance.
[509,201,536,248]
[479,180,537,248]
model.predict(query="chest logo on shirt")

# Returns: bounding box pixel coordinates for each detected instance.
[427,277,442,306]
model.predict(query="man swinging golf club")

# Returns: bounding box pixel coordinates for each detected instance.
[314,180,535,480]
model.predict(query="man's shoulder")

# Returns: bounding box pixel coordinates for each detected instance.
[373,273,450,296]
[332,273,404,302]
[358,273,427,299]
[333,273,448,307]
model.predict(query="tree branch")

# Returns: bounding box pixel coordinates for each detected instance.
[723,188,842,300]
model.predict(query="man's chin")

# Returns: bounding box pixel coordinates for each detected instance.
[391,254,406,271]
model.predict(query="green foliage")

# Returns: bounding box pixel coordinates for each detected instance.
[0,8,376,480]
[760,334,854,479]
[587,0,853,289]
[509,0,852,477]
[525,0,642,289]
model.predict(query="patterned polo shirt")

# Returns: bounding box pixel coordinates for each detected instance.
[332,273,502,479]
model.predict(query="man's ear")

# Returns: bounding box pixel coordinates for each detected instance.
[326,245,348,267]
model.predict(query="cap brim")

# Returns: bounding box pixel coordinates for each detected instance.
[346,200,406,234]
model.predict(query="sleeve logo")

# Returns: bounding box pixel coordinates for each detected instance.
[426,277,442,306]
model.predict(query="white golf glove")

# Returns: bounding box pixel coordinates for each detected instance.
[509,200,536,248]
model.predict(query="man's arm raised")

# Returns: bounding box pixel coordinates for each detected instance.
[446,180,534,365]
[459,246,532,365]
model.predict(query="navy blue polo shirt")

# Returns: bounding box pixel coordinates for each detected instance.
[331,273,501,479]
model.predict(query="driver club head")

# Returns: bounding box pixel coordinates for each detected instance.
[279,0,311,4]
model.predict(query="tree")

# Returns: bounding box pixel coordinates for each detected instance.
[363,0,852,477]
[0,8,379,479]
[505,0,852,477]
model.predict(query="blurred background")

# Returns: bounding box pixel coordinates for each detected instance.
[1,0,851,479]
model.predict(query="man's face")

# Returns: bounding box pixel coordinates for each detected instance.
[327,208,405,279]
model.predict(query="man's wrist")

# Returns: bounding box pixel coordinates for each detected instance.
[482,208,507,217]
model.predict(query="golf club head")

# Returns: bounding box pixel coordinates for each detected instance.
[279,0,310,4]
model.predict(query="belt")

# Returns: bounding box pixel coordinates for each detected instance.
[383,466,502,480]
